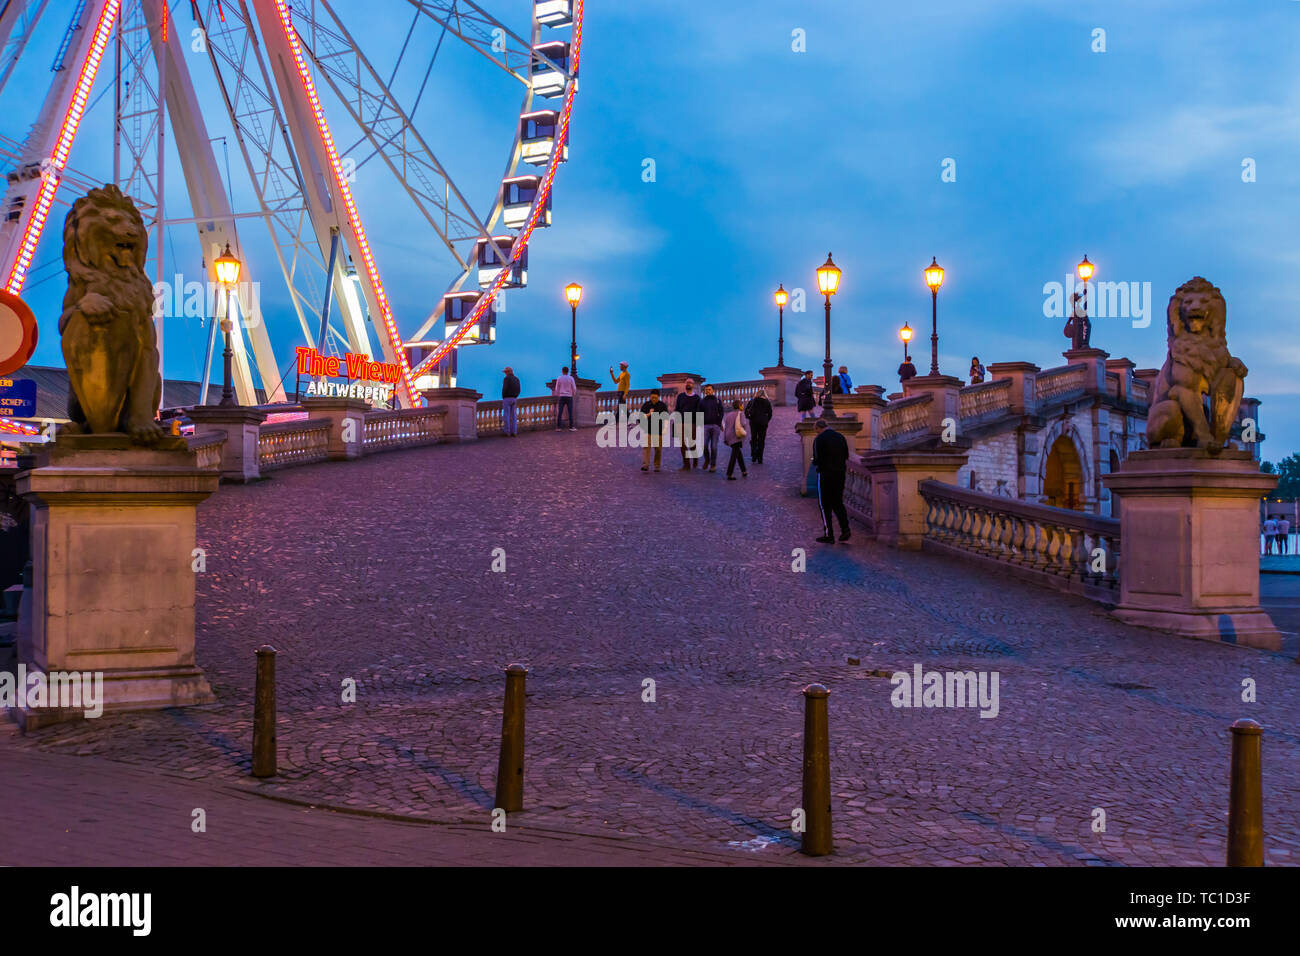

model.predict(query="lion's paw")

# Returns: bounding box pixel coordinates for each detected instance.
[127,419,165,446]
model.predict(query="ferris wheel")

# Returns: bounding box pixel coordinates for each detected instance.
[0,0,583,409]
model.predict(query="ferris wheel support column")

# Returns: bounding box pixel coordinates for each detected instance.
[140,0,283,404]
[251,0,421,408]
[0,0,118,292]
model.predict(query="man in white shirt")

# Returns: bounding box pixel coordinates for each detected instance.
[1263,516,1277,555]
[553,365,577,431]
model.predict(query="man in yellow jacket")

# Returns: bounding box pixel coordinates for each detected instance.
[609,361,631,421]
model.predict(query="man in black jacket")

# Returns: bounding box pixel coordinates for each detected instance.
[698,384,726,471]
[744,392,773,464]
[795,370,816,419]
[674,379,702,469]
[639,391,669,472]
[502,366,521,436]
[811,419,850,543]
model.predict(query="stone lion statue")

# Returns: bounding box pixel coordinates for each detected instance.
[1144,276,1246,453]
[59,184,163,444]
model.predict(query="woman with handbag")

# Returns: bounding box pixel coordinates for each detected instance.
[722,399,749,480]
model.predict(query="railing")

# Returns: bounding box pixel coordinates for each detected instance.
[881,393,932,443]
[478,394,561,436]
[1132,378,1150,404]
[1034,364,1088,402]
[959,379,1011,420]
[596,389,657,418]
[844,460,874,532]
[920,479,1120,598]
[1105,371,1121,399]
[188,433,226,471]
[363,408,445,452]
[258,418,331,471]
[710,380,773,406]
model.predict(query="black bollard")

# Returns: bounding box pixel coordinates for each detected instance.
[251,645,277,778]
[800,682,832,856]
[494,663,527,812]
[1227,718,1263,866]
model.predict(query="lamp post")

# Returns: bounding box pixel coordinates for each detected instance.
[924,257,944,376]
[815,253,841,419]
[774,283,789,367]
[898,322,917,383]
[213,242,242,407]
[564,281,583,378]
[1070,254,1094,350]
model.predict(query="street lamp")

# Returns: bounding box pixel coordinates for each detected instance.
[213,242,242,407]
[1070,254,1094,350]
[923,256,944,376]
[774,283,789,367]
[815,252,841,419]
[564,281,583,378]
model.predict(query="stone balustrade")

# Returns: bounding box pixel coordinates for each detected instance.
[596,389,657,418]
[362,407,446,452]
[188,433,227,472]
[258,418,332,471]
[958,378,1012,420]
[880,393,933,443]
[919,479,1121,600]
[477,394,565,435]
[1034,364,1089,402]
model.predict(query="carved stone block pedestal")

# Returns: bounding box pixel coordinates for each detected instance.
[13,436,219,728]
[1103,448,1280,650]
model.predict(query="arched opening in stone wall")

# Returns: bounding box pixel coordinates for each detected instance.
[1044,435,1085,510]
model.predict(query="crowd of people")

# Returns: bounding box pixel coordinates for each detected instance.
[501,363,843,542]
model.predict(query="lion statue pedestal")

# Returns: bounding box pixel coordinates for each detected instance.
[1102,278,1279,651]
[13,186,219,727]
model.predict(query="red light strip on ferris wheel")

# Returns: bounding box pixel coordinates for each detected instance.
[3,0,123,295]
[269,0,421,408]
[412,0,585,378]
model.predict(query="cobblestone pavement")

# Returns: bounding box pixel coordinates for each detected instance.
[6,407,1299,865]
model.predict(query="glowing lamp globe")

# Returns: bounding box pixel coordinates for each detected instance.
[815,253,841,296]
[564,282,583,307]
[924,257,944,292]
[214,243,242,286]
[774,284,788,308]
[1077,255,1095,283]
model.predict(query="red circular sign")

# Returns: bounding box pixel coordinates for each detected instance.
[0,288,38,376]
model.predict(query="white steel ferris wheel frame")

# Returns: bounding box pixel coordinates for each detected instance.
[0,0,583,409]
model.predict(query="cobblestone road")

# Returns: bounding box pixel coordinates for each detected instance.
[6,408,1298,865]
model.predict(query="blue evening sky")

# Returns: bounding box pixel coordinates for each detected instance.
[4,1,1298,457]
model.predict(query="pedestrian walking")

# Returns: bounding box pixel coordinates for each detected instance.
[812,419,850,543]
[699,383,725,471]
[744,390,773,464]
[1279,515,1291,555]
[795,370,816,420]
[722,399,749,479]
[1263,515,1277,555]
[639,391,668,472]
[501,366,521,436]
[675,378,702,469]
[609,361,631,422]
[553,366,577,431]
